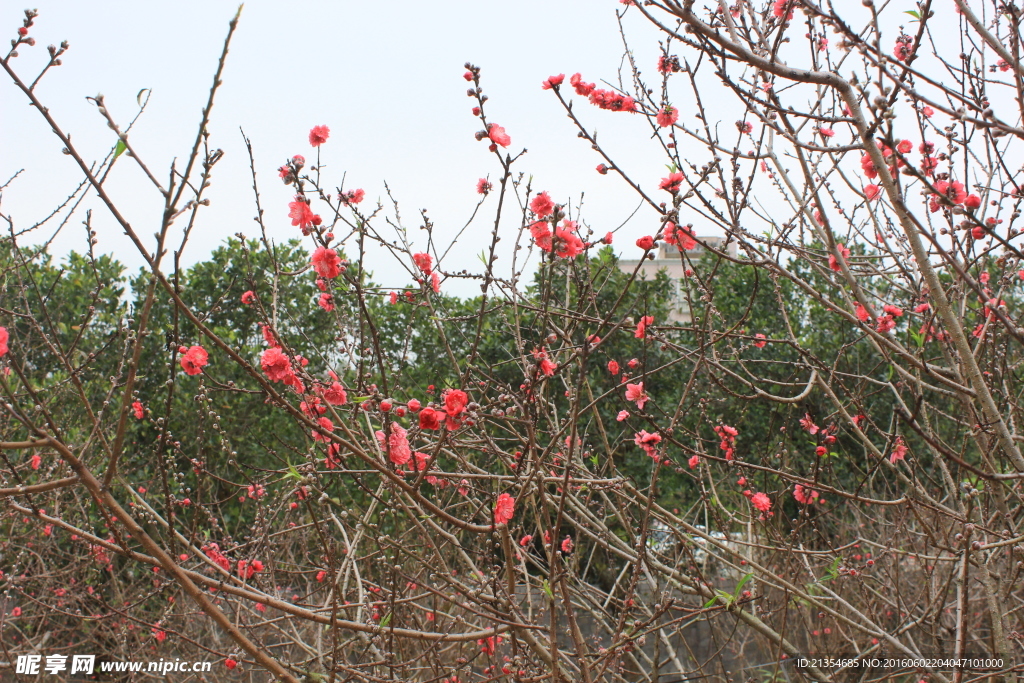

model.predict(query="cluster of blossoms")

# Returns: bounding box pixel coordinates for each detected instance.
[634,315,654,339]
[793,484,820,505]
[178,345,208,376]
[714,424,738,461]
[634,430,662,460]
[662,221,696,250]
[563,72,638,112]
[527,191,585,259]
[853,301,904,334]
[659,172,684,194]
[656,54,681,73]
[532,347,557,376]
[893,34,914,62]
[0,326,8,357]
[772,0,795,21]
[929,180,982,224]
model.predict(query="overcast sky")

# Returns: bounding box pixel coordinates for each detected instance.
[2,1,695,297]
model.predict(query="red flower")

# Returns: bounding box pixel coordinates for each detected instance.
[607,360,620,375]
[288,197,318,231]
[225,659,237,670]
[772,0,794,20]
[635,315,654,339]
[340,188,365,205]
[407,398,421,412]
[625,382,649,410]
[570,73,595,96]
[488,123,511,148]
[965,194,982,210]
[311,247,341,279]
[753,333,767,348]
[588,89,636,112]
[478,635,502,655]
[553,221,584,259]
[241,290,256,305]
[819,127,834,138]
[322,381,347,405]
[636,235,655,250]
[561,537,574,553]
[664,222,697,250]
[381,423,412,466]
[530,221,552,253]
[494,493,515,525]
[476,178,492,194]
[0,326,7,357]
[413,252,433,275]
[132,401,144,419]
[751,492,772,512]
[890,437,908,464]
[893,37,913,62]
[596,164,609,175]
[260,347,293,383]
[419,407,441,430]
[794,484,819,505]
[656,105,679,128]
[800,413,819,434]
[31,454,41,470]
[828,244,850,272]
[865,184,881,201]
[541,73,564,89]
[444,389,468,418]
[657,55,680,73]
[530,191,555,218]
[308,125,330,147]
[179,345,208,376]
[855,303,870,322]
[312,416,334,442]
[659,172,684,193]
[318,293,334,312]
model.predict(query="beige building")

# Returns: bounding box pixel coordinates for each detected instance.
[616,236,737,323]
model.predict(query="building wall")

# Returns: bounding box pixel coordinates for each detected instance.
[616,236,737,323]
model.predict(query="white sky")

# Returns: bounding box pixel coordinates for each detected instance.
[2,1,687,297]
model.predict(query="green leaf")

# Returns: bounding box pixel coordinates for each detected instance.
[114,138,127,159]
[136,88,151,107]
[821,556,842,583]
[379,612,392,627]
[542,579,553,598]
[904,9,921,19]
[703,594,719,608]
[733,572,753,601]
[910,329,925,347]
